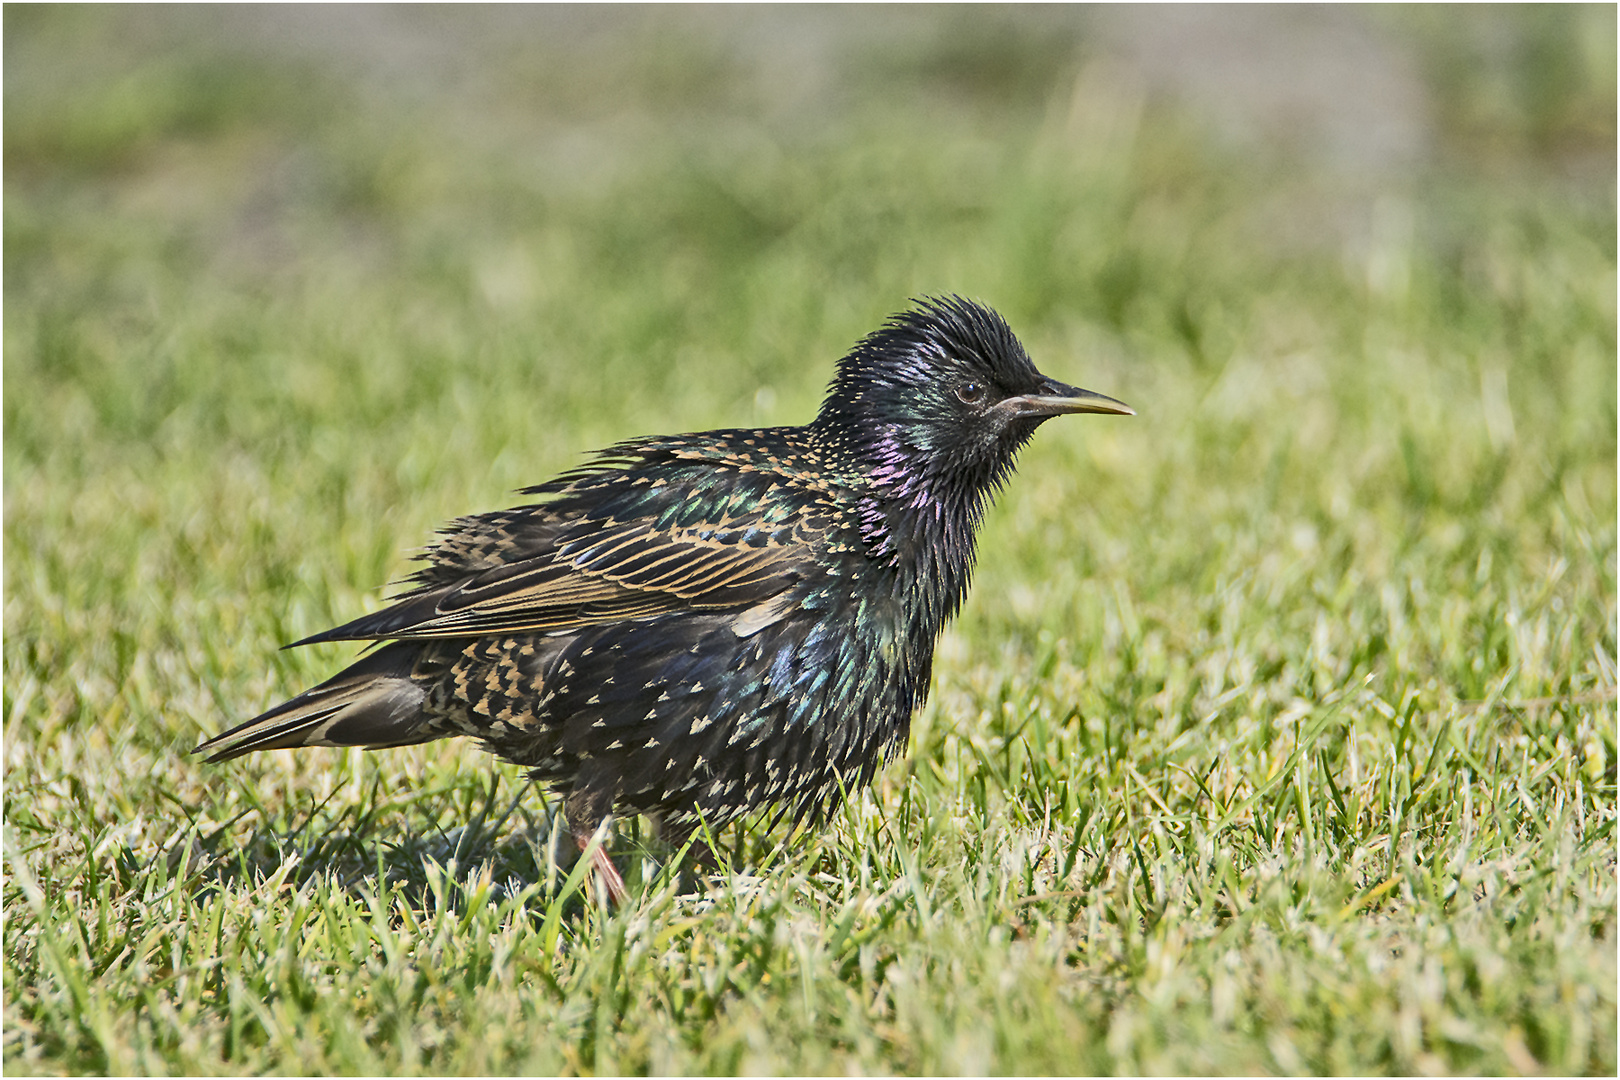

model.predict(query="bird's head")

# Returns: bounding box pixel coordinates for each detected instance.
[813,296,1133,505]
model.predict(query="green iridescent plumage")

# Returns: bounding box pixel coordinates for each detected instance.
[198,297,1132,898]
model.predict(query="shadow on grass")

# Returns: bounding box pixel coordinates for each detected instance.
[161,769,766,923]
[159,772,598,914]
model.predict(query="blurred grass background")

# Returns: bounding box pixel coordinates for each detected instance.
[4,5,1615,1075]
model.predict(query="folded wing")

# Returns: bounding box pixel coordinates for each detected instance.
[293,462,833,645]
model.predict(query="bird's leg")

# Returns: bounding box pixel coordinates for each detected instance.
[565,772,625,906]
[578,818,628,906]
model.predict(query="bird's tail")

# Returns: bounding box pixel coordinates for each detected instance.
[196,643,435,763]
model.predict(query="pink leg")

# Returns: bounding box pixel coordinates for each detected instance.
[564,777,626,905]
[574,819,627,906]
[589,843,628,906]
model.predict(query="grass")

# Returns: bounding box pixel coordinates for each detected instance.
[5,6,1615,1075]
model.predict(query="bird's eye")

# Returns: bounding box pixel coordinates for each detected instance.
[955,381,986,404]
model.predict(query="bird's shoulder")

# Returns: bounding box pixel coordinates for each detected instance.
[419,426,865,582]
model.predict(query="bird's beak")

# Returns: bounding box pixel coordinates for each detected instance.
[998,378,1135,419]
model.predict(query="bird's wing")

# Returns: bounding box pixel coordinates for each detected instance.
[293,468,838,645]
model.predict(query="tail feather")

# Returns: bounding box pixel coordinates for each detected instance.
[197,643,433,763]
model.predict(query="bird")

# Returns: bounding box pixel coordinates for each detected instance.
[197,296,1133,901]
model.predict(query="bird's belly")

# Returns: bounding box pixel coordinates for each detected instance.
[524,606,920,828]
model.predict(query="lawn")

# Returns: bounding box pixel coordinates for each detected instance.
[4,7,1615,1075]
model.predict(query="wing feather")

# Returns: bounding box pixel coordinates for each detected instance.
[294,462,837,646]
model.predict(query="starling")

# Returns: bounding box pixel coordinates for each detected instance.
[198,296,1132,900]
